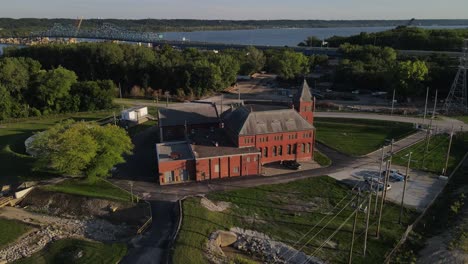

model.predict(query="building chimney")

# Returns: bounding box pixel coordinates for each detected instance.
[170,152,181,160]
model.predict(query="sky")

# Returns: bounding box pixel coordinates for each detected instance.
[1,0,467,20]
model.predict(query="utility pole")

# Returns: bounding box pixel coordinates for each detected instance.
[391,89,396,116]
[423,87,429,127]
[423,90,437,168]
[444,127,455,175]
[348,189,360,264]
[374,145,385,216]
[399,152,412,224]
[383,139,394,201]
[376,161,390,239]
[364,174,373,257]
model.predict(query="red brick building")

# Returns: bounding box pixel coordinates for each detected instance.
[156,80,316,185]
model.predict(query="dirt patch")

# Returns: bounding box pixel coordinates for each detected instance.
[201,197,231,212]
[20,188,148,226]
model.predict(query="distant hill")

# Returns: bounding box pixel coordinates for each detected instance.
[1,18,468,37]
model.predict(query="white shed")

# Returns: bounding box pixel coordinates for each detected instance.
[121,106,148,122]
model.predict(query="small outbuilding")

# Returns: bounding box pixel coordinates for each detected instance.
[121,106,148,123]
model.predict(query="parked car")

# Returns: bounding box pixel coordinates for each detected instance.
[382,169,406,182]
[283,160,301,170]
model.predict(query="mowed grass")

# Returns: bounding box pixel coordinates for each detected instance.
[173,176,417,264]
[0,218,31,248]
[314,150,331,167]
[315,118,416,156]
[0,111,115,185]
[452,116,468,124]
[43,179,133,202]
[13,238,127,264]
[393,132,468,174]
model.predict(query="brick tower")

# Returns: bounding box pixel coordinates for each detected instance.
[293,79,314,124]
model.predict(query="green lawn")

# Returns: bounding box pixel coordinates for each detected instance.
[173,176,417,264]
[0,218,31,248]
[315,118,416,156]
[13,239,127,264]
[42,179,133,202]
[393,132,468,174]
[452,116,468,124]
[314,150,331,167]
[0,111,115,185]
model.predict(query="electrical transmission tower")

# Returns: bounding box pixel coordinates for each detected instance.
[444,39,468,115]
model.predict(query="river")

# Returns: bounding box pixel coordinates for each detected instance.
[1,25,467,53]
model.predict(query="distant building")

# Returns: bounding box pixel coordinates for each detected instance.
[156,80,316,185]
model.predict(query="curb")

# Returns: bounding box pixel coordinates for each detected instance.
[166,196,189,264]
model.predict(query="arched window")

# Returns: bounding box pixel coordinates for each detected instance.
[302,143,306,153]
[264,147,268,157]
[287,144,291,155]
[273,146,277,156]
[278,146,283,156]
[306,143,311,153]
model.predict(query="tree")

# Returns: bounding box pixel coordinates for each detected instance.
[267,49,310,79]
[70,80,115,111]
[27,66,78,114]
[394,60,429,97]
[32,121,133,181]
[0,57,41,99]
[298,36,323,47]
[0,85,13,120]
[239,46,266,75]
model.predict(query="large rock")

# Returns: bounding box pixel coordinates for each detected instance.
[216,231,237,247]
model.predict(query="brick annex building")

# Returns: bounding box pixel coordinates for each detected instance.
[156,80,316,185]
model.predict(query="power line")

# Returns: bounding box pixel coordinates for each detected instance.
[284,193,359,263]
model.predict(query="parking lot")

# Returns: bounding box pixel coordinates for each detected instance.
[329,164,447,211]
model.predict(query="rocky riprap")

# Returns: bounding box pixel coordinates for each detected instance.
[0,218,130,263]
[205,227,324,264]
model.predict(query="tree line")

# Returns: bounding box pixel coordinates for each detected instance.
[3,43,328,101]
[333,43,457,100]
[0,56,114,120]
[299,26,468,51]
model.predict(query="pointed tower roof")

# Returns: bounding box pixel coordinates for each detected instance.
[293,79,313,102]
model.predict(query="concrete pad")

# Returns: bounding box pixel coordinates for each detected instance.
[329,164,447,211]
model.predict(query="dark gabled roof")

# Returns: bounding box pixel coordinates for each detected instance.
[224,105,314,136]
[293,79,313,103]
[158,102,220,127]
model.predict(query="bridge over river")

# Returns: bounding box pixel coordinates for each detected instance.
[0,22,463,58]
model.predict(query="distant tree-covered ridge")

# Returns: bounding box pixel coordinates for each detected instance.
[1,18,468,37]
[300,26,468,51]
